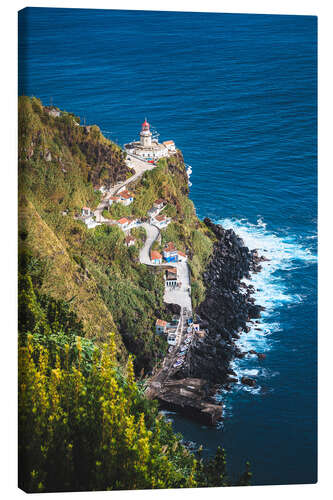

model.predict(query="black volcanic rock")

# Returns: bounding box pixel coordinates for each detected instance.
[180,218,263,385]
[241,377,256,387]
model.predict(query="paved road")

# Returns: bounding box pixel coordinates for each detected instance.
[139,222,192,314]
[145,310,186,399]
[139,223,160,264]
[94,154,156,222]
[164,261,192,314]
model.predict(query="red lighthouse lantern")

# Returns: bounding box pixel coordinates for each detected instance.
[142,118,150,131]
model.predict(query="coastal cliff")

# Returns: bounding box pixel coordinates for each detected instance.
[19,96,264,403]
[18,96,255,491]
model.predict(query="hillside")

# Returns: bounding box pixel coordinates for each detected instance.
[18,97,216,373]
[18,97,253,492]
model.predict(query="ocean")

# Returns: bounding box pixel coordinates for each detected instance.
[19,8,317,485]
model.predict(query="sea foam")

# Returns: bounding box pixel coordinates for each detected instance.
[186,164,192,187]
[215,217,317,397]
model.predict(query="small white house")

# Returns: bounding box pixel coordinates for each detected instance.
[163,140,176,152]
[150,250,162,265]
[153,199,165,210]
[108,195,120,206]
[84,216,99,229]
[82,206,92,217]
[118,189,134,206]
[156,319,167,334]
[151,214,171,229]
[167,332,177,345]
[44,106,61,118]
[127,218,138,231]
[117,217,130,231]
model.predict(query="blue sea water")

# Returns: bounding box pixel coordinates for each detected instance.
[19,8,317,486]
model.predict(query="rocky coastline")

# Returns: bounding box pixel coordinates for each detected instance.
[179,217,266,388]
[158,217,268,423]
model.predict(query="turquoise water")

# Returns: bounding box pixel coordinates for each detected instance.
[19,8,317,485]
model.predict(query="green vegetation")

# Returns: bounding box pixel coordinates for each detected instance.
[18,97,170,367]
[131,226,146,249]
[19,333,251,493]
[18,97,252,491]
[108,201,132,219]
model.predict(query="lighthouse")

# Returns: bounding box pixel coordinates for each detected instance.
[124,118,176,161]
[140,118,152,148]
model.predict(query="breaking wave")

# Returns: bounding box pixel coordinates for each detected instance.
[186,164,192,187]
[215,217,317,398]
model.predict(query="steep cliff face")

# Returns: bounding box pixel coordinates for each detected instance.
[180,218,264,385]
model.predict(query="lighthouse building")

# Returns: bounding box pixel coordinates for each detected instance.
[124,119,176,162]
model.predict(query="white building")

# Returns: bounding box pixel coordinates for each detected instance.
[163,242,178,263]
[108,195,120,206]
[167,331,177,345]
[124,119,176,162]
[156,319,167,334]
[151,214,171,229]
[153,199,165,210]
[162,140,176,152]
[117,217,130,231]
[84,215,99,229]
[82,206,92,217]
[165,267,178,287]
[118,189,134,206]
[150,250,163,265]
[117,217,138,232]
[125,235,136,247]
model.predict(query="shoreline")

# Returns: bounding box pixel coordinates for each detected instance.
[147,216,267,425]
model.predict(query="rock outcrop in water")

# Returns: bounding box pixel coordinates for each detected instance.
[179,218,265,387]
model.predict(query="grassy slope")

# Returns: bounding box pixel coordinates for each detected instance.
[18,197,126,347]
[18,97,169,372]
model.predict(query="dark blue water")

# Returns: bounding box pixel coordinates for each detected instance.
[19,8,317,486]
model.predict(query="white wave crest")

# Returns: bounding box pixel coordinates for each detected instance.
[215,217,317,401]
[186,164,192,187]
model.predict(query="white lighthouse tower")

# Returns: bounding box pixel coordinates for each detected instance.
[140,118,152,148]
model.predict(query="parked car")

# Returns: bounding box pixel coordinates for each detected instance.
[173,359,183,368]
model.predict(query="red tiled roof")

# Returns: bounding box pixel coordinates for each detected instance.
[82,206,90,210]
[151,250,162,260]
[155,215,166,222]
[178,251,186,257]
[156,319,167,327]
[118,217,129,224]
[120,191,133,200]
[163,140,175,145]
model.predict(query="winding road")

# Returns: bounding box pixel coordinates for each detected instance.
[138,222,192,313]
[94,154,156,222]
